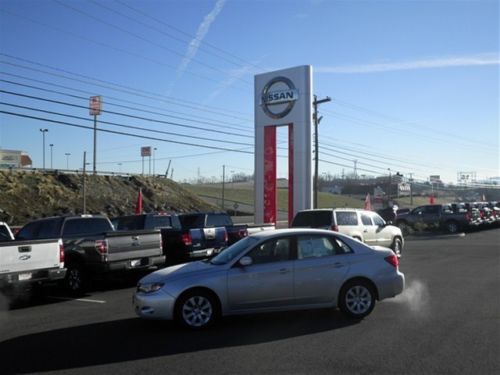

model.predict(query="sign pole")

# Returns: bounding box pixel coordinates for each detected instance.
[93,115,97,175]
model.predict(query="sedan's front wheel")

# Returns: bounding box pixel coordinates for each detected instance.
[175,290,219,329]
[339,280,376,319]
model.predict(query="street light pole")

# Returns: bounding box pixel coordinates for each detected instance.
[65,153,71,170]
[49,143,54,169]
[313,95,331,208]
[153,147,157,176]
[39,129,48,169]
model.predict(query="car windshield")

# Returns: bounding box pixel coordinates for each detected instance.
[210,236,259,265]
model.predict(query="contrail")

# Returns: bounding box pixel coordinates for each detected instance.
[316,53,499,73]
[176,0,227,78]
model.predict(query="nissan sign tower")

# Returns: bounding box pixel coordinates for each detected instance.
[254,66,313,225]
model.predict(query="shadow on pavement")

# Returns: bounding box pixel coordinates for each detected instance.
[1,309,357,374]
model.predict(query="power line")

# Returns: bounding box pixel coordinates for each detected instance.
[0,77,253,134]
[0,110,255,155]
[0,101,254,147]
[54,0,251,86]
[0,72,253,133]
[0,89,254,140]
[0,55,252,120]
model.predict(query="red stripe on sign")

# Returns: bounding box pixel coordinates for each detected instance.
[288,124,294,226]
[264,126,277,224]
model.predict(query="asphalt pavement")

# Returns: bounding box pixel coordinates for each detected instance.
[1,228,499,375]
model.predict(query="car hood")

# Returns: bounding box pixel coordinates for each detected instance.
[140,260,217,283]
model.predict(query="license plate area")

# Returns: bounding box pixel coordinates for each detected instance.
[18,273,32,281]
[130,258,148,268]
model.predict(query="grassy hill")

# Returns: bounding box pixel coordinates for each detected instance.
[0,170,216,226]
[183,182,448,212]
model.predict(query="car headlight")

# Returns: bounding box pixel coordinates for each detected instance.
[137,282,165,294]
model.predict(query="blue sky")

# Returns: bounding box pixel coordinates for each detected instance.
[0,0,498,184]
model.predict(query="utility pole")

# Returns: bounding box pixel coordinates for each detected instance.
[39,128,48,169]
[222,165,226,211]
[89,96,102,175]
[49,143,54,169]
[83,152,87,214]
[409,172,414,206]
[354,160,358,179]
[313,95,331,208]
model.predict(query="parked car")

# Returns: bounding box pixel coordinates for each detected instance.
[133,228,405,329]
[291,208,404,257]
[395,204,475,234]
[15,215,164,294]
[0,222,66,295]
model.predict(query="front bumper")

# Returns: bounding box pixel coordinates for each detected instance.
[133,289,176,320]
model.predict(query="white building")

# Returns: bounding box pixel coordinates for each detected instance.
[0,149,32,169]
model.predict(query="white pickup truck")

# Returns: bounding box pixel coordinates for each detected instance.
[0,222,66,293]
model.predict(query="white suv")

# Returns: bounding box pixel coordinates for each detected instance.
[291,208,404,257]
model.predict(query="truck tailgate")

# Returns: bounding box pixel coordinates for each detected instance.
[105,230,162,262]
[0,239,62,274]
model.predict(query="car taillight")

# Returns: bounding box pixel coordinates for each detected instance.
[384,255,399,268]
[95,239,108,255]
[182,233,192,246]
[331,225,339,232]
[59,240,65,264]
[238,228,248,238]
[224,230,228,244]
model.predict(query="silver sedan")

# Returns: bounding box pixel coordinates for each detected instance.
[133,228,405,329]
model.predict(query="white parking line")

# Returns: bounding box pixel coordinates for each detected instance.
[48,296,106,304]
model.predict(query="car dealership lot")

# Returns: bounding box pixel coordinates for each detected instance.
[1,229,499,375]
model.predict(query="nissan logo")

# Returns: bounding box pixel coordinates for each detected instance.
[261,76,299,119]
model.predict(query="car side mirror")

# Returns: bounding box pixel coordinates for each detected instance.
[386,221,392,226]
[239,256,253,267]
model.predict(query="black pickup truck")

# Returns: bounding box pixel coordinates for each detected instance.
[113,213,185,265]
[15,215,164,293]
[112,212,229,265]
[395,204,474,234]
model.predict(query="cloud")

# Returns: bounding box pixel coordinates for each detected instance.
[316,53,500,73]
[176,0,227,78]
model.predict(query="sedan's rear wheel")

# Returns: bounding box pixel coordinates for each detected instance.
[176,290,218,329]
[339,280,376,319]
[391,237,403,258]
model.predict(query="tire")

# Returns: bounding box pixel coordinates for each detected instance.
[445,221,459,234]
[175,290,219,329]
[339,280,376,319]
[65,263,87,295]
[391,237,403,258]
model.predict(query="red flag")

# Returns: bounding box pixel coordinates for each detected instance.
[429,194,435,204]
[364,193,372,211]
[135,188,143,214]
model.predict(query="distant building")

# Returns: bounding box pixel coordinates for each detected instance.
[0,149,32,169]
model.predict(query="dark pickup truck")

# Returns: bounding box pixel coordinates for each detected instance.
[113,213,184,265]
[112,212,229,265]
[15,215,164,293]
[178,213,229,257]
[395,204,474,234]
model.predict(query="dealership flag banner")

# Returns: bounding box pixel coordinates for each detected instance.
[364,193,372,211]
[135,189,143,214]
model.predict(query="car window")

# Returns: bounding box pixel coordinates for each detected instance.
[332,237,354,254]
[292,211,332,227]
[371,214,385,226]
[179,214,205,228]
[206,214,231,227]
[247,237,291,264]
[335,211,358,226]
[297,235,335,259]
[62,218,112,236]
[361,214,372,226]
[424,205,440,214]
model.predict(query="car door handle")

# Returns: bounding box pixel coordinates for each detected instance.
[279,268,290,274]
[333,262,345,268]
